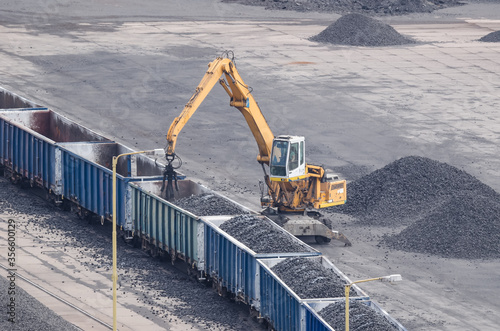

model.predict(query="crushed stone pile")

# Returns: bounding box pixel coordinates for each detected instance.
[219,215,312,253]
[223,0,462,15]
[383,192,500,259]
[310,13,415,46]
[479,30,500,42]
[174,193,248,216]
[318,300,398,331]
[335,155,500,259]
[270,257,357,298]
[336,156,498,225]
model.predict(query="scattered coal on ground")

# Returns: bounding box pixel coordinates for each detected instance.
[219,215,312,253]
[310,13,415,46]
[270,257,357,298]
[222,0,462,15]
[479,30,500,42]
[0,276,80,331]
[0,178,264,330]
[383,192,500,259]
[318,300,398,331]
[174,193,248,216]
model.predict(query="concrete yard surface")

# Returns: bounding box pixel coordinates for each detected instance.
[1,1,500,330]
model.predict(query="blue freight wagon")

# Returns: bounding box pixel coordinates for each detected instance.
[130,180,252,272]
[59,142,166,229]
[201,216,321,310]
[257,256,369,331]
[0,109,110,194]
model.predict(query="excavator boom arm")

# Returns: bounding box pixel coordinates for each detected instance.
[166,56,274,164]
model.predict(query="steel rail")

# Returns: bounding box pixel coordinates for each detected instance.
[0,263,113,330]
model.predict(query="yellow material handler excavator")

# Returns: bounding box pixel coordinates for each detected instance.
[163,52,350,245]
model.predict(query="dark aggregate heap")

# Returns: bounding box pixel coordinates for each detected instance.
[336,156,499,226]
[270,257,356,298]
[223,0,462,15]
[479,30,500,42]
[335,155,500,259]
[174,193,248,216]
[384,193,500,259]
[318,300,398,331]
[310,13,415,46]
[219,215,311,253]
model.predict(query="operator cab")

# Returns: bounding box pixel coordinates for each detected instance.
[269,136,306,181]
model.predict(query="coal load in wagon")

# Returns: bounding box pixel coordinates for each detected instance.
[335,156,499,226]
[310,13,415,46]
[319,300,398,331]
[383,192,500,259]
[270,257,356,298]
[479,30,500,42]
[219,215,310,253]
[174,193,248,216]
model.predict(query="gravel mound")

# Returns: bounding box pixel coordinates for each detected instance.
[335,155,500,259]
[223,0,462,15]
[219,215,312,253]
[479,30,500,42]
[383,192,500,259]
[336,156,499,226]
[270,257,356,298]
[0,276,80,331]
[310,13,415,46]
[318,300,398,331]
[174,193,248,216]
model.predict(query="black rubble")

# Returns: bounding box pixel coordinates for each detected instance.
[310,13,415,46]
[174,193,248,216]
[479,30,500,42]
[383,192,500,259]
[335,155,500,259]
[219,215,312,253]
[318,300,398,331]
[222,0,462,15]
[270,257,357,298]
[0,277,80,331]
[336,156,499,226]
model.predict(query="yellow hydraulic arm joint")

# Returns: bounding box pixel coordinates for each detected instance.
[165,52,274,165]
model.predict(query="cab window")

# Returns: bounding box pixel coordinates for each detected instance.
[289,143,299,171]
[270,140,288,176]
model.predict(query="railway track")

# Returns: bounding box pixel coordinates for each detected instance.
[0,263,113,330]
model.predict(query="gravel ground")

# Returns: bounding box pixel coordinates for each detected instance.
[219,215,312,253]
[222,0,463,15]
[270,257,356,298]
[479,30,500,42]
[310,13,415,46]
[0,276,80,331]
[174,193,248,216]
[0,178,264,330]
[318,300,398,331]
[334,156,500,259]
